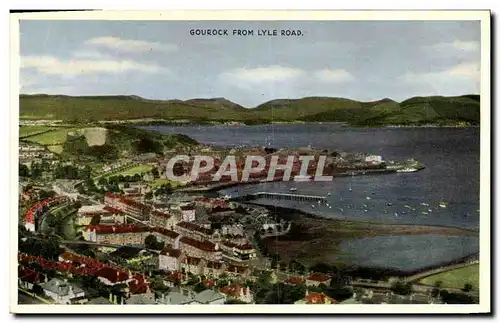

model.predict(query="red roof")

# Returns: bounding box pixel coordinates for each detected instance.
[103,206,124,214]
[285,276,305,285]
[86,224,149,234]
[179,205,195,211]
[24,196,68,225]
[304,292,336,304]
[95,267,130,284]
[151,227,179,239]
[180,236,219,252]
[18,266,45,284]
[166,271,185,282]
[151,210,170,219]
[204,280,215,288]
[128,279,150,294]
[176,221,212,235]
[223,241,255,251]
[105,193,146,210]
[161,247,182,258]
[307,273,330,282]
[220,284,249,298]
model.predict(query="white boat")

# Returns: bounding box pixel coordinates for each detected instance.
[420,202,429,206]
[366,196,371,200]
[289,188,297,192]
[327,192,331,196]
[311,204,315,209]
[422,211,429,215]
[439,202,448,208]
[397,167,418,173]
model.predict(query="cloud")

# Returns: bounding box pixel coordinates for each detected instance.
[403,62,480,83]
[428,40,480,53]
[21,55,167,76]
[312,68,354,83]
[219,65,306,85]
[85,36,178,53]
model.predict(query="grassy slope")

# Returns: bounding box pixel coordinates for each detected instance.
[419,264,479,290]
[20,94,480,125]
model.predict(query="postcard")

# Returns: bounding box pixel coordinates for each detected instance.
[10,10,491,314]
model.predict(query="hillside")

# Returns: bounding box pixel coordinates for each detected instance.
[20,124,198,160]
[19,94,260,123]
[19,94,480,126]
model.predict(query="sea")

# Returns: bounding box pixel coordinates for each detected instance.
[142,124,481,270]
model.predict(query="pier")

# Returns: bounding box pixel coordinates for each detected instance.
[230,191,327,203]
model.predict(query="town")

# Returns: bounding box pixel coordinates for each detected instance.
[17,124,477,306]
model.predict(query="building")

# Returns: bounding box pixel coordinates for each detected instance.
[365,155,383,164]
[83,224,150,245]
[219,284,253,304]
[226,265,251,279]
[192,289,226,305]
[104,192,150,220]
[76,204,125,226]
[220,241,257,262]
[284,276,305,286]
[179,236,222,262]
[176,203,196,222]
[94,267,131,286]
[203,261,226,279]
[306,273,331,287]
[18,266,45,290]
[159,247,184,272]
[181,256,204,276]
[150,209,178,230]
[294,290,336,304]
[24,196,70,232]
[175,221,213,241]
[157,287,196,305]
[39,278,87,305]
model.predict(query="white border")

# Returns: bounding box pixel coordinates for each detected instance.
[9,10,491,314]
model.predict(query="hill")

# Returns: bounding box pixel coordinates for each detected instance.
[19,94,260,123]
[19,94,480,126]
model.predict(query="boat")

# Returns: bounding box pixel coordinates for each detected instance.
[404,205,411,209]
[327,192,331,196]
[397,167,419,173]
[366,196,371,200]
[311,204,315,209]
[294,175,312,181]
[439,202,448,208]
[422,211,429,215]
[420,202,429,206]
[387,202,392,206]
[289,188,297,192]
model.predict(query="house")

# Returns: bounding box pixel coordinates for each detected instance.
[150,209,178,230]
[159,247,184,272]
[181,256,204,276]
[39,278,88,305]
[306,273,331,287]
[193,289,226,304]
[203,261,226,279]
[220,241,257,262]
[164,271,186,287]
[284,276,305,286]
[18,266,45,290]
[104,192,150,220]
[94,267,131,286]
[175,221,213,241]
[174,203,196,222]
[219,284,253,304]
[294,290,336,304]
[83,224,150,245]
[157,287,196,305]
[179,236,222,261]
[226,265,251,279]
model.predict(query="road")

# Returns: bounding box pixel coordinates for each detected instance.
[17,290,45,304]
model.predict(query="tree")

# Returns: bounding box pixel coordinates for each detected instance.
[391,281,413,296]
[145,191,153,200]
[144,235,158,249]
[462,283,473,292]
[19,163,30,177]
[151,167,160,179]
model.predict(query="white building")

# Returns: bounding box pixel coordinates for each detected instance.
[39,278,87,305]
[365,155,383,164]
[159,247,184,272]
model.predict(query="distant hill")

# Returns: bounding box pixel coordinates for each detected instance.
[19,94,480,126]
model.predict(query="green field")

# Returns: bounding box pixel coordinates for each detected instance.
[419,264,479,291]
[105,164,153,178]
[47,145,64,154]
[25,127,79,145]
[19,126,56,138]
[149,178,183,188]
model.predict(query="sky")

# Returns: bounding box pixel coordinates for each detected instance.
[19,20,481,107]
